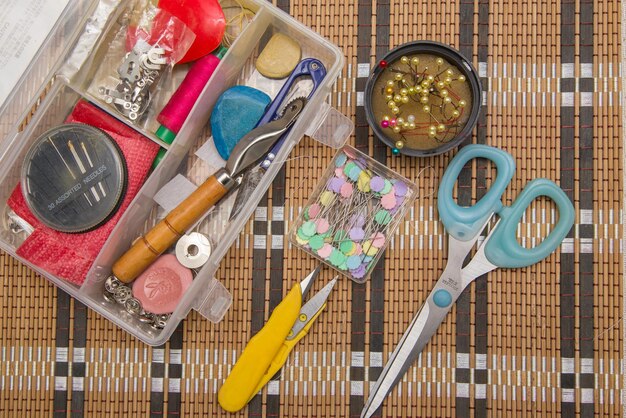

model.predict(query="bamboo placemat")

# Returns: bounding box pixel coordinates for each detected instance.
[0,0,623,417]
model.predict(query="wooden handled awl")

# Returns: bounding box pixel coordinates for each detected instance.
[112,97,307,283]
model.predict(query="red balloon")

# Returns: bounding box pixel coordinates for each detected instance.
[159,0,226,63]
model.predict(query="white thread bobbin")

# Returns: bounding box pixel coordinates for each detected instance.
[176,232,212,269]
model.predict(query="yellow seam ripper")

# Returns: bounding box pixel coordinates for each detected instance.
[218,266,337,412]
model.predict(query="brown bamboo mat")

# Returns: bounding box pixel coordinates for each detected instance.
[0,0,623,417]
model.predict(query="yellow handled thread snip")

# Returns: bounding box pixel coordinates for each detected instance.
[218,266,337,412]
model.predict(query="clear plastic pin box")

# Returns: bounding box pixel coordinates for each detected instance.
[289,146,417,283]
[0,0,352,345]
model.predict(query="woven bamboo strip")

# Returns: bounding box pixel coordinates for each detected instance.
[0,0,623,416]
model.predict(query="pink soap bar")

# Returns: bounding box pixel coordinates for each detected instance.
[132,254,193,314]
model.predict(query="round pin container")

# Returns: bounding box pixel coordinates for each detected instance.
[21,124,127,233]
[364,41,481,156]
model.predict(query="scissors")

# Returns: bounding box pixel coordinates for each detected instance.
[219,266,337,412]
[361,144,575,417]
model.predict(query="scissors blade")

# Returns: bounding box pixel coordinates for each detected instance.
[299,265,322,299]
[361,288,455,418]
[460,243,498,286]
[362,217,496,417]
[287,277,337,341]
[459,222,500,287]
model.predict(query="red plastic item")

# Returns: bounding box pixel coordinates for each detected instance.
[159,0,226,63]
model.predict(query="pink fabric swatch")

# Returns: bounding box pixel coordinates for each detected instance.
[8,100,159,285]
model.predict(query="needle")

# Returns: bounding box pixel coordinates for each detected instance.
[68,140,100,202]
[81,141,107,198]
[48,136,76,180]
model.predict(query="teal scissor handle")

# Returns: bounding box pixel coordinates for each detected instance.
[484,178,575,268]
[438,145,516,241]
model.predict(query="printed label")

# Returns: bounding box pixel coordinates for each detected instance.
[0,0,70,106]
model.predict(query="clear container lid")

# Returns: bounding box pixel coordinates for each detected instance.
[0,0,99,149]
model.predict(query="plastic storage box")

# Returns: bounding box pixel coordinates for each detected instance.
[0,0,352,345]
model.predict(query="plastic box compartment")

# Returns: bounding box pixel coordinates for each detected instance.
[0,0,350,345]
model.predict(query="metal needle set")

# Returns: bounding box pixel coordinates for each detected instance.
[21,124,127,233]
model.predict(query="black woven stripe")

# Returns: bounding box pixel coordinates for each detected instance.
[70,300,87,417]
[53,290,70,418]
[150,341,165,418]
[578,0,595,416]
[559,0,578,415]
[456,0,477,415]
[351,0,374,415]
[368,0,390,411]
[166,324,184,417]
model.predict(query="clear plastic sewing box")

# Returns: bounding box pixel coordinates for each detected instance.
[0,0,352,345]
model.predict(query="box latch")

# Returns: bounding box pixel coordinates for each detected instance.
[192,277,232,323]
[305,102,354,148]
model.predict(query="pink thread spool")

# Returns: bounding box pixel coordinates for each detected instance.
[156,47,227,144]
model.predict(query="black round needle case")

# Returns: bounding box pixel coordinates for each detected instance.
[21,124,128,233]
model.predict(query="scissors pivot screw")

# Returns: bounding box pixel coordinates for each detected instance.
[433,289,453,308]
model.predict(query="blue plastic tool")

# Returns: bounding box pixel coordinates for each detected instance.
[211,86,271,160]
[437,144,515,241]
[258,58,327,167]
